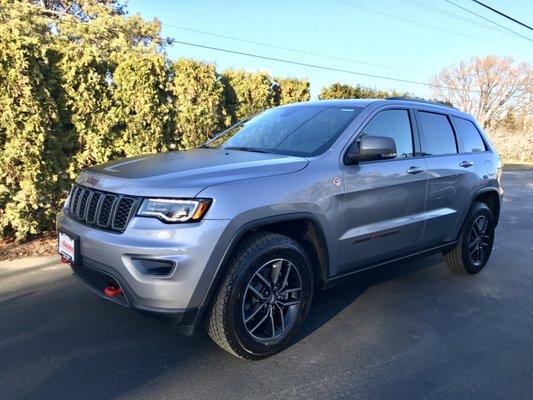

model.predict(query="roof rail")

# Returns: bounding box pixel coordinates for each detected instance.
[386,97,457,109]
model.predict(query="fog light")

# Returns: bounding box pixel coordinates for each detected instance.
[131,258,174,277]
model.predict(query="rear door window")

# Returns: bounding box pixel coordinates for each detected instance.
[452,117,486,153]
[418,111,457,155]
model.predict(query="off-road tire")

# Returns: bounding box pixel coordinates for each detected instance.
[443,202,495,274]
[206,231,314,360]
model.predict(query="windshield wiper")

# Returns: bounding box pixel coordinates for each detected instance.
[201,117,252,149]
[223,146,271,154]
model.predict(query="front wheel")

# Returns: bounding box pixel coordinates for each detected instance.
[443,202,495,274]
[206,232,314,359]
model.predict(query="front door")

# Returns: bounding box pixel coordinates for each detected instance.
[338,108,428,275]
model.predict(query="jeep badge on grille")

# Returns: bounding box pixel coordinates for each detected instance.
[86,176,99,186]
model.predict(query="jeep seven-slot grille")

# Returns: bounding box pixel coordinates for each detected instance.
[66,184,139,232]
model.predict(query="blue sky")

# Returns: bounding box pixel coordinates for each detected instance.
[128,0,532,99]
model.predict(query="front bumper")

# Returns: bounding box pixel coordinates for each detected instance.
[57,211,229,330]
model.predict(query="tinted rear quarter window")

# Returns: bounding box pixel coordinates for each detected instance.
[418,111,457,155]
[452,117,486,153]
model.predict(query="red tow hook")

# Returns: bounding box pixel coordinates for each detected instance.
[104,285,123,297]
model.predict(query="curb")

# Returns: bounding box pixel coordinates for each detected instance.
[0,255,60,270]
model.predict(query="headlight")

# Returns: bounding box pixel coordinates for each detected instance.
[137,198,211,223]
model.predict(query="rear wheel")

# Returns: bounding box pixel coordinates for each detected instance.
[206,231,314,359]
[443,202,495,274]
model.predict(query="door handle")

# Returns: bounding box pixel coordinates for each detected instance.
[406,166,425,174]
[460,161,474,168]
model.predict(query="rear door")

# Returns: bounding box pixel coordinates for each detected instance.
[338,107,428,274]
[451,115,491,173]
[416,110,481,246]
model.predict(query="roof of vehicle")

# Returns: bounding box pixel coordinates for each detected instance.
[284,98,471,118]
[283,99,378,108]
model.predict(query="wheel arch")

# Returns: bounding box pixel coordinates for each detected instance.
[247,216,329,287]
[472,189,501,226]
[191,213,330,329]
[456,187,501,241]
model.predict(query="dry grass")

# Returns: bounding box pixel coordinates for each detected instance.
[488,129,533,162]
[503,160,533,170]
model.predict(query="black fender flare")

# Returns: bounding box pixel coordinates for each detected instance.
[188,212,330,330]
[455,186,501,240]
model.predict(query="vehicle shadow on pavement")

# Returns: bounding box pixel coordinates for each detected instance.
[297,255,443,342]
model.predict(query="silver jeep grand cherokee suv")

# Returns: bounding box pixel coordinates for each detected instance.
[57,98,503,359]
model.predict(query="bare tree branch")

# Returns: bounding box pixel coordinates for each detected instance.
[431,56,532,129]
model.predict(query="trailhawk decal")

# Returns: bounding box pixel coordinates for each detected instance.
[352,229,400,245]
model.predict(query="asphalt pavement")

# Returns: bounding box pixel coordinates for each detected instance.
[0,170,532,400]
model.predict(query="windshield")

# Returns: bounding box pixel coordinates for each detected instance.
[205,106,363,157]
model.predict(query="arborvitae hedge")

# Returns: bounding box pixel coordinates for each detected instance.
[222,69,276,122]
[170,59,227,149]
[0,0,311,240]
[274,77,311,105]
[0,16,65,240]
[112,51,171,157]
[58,45,116,177]
[319,82,408,100]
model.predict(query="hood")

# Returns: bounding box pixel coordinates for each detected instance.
[77,149,308,197]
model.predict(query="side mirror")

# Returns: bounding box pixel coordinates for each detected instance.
[344,135,397,164]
